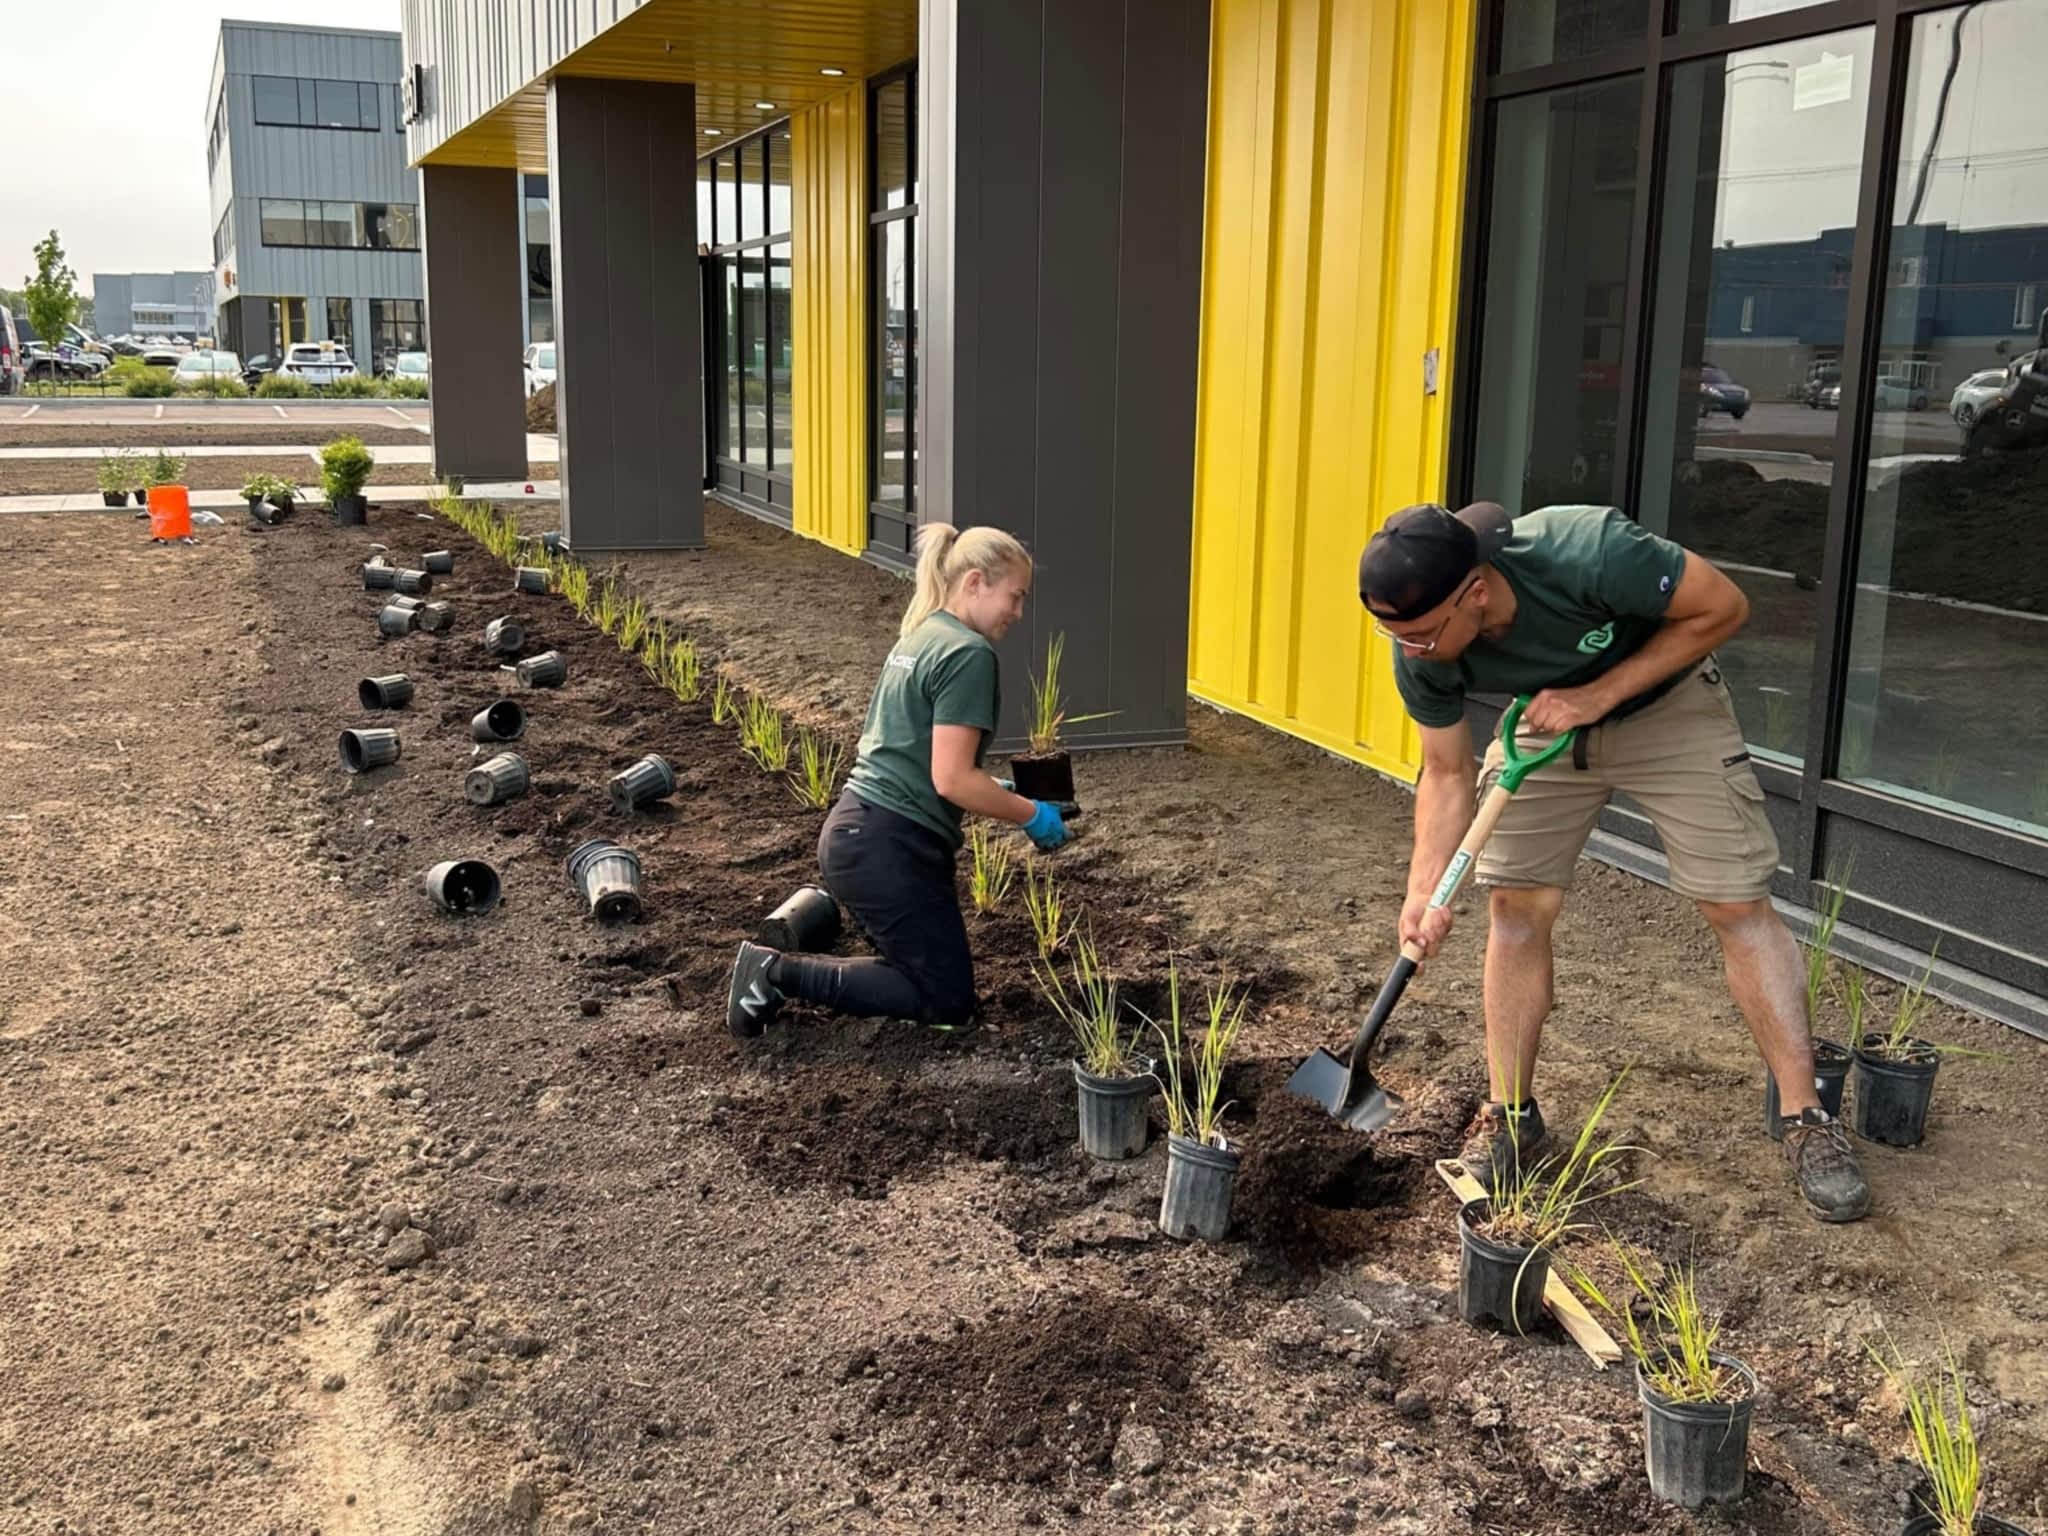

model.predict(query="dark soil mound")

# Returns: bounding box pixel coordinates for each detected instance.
[526,381,556,433]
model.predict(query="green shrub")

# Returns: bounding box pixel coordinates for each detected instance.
[255,373,313,398]
[320,435,375,501]
[324,373,383,398]
[144,448,187,488]
[96,449,141,495]
[385,376,429,399]
[124,371,176,398]
[180,375,249,399]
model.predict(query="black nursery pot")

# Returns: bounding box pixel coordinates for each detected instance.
[133,489,150,506]
[1763,1038,1852,1140]
[470,699,527,743]
[1901,1515,2036,1535]
[1159,1133,1240,1242]
[1851,1033,1940,1147]
[103,492,128,508]
[608,753,677,812]
[514,565,549,594]
[362,561,397,590]
[422,549,454,574]
[1072,1059,1152,1160]
[337,728,401,774]
[464,751,530,806]
[377,603,419,638]
[392,568,433,596]
[416,601,455,634]
[246,495,278,526]
[482,616,525,656]
[422,859,501,915]
[331,492,368,526]
[1638,1354,1757,1510]
[516,650,567,688]
[758,886,841,953]
[566,838,643,924]
[1010,750,1076,804]
[357,673,414,710]
[1456,1198,1549,1335]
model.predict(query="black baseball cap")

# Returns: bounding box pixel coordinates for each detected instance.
[1358,502,1514,621]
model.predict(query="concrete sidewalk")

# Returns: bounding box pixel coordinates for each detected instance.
[0,482,561,515]
[0,435,559,462]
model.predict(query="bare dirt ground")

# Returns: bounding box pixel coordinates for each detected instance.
[0,455,538,497]
[0,423,430,449]
[3,492,2045,1536]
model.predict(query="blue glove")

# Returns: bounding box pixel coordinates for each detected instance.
[1021,799,1071,851]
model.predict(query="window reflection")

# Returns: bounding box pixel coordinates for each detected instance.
[738,254,767,466]
[876,220,910,503]
[769,245,793,473]
[1843,0,2048,834]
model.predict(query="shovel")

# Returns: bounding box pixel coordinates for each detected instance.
[1286,695,1577,1131]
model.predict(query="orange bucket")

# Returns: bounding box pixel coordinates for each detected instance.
[147,484,192,540]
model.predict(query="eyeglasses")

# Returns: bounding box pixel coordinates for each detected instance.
[1371,574,1480,654]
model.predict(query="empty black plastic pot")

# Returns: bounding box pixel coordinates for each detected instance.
[758,886,841,952]
[470,699,527,743]
[1763,1037,1852,1140]
[1457,1198,1549,1335]
[465,751,530,806]
[1639,1353,1756,1510]
[362,561,397,590]
[516,650,567,688]
[376,603,420,637]
[417,601,455,634]
[483,616,525,656]
[393,568,433,595]
[1900,1514,2035,1534]
[338,727,401,774]
[608,753,677,812]
[1072,1059,1152,1160]
[422,550,454,574]
[422,859,501,915]
[540,531,563,554]
[566,837,644,923]
[1159,1133,1240,1241]
[514,566,549,594]
[1851,1033,1940,1147]
[388,593,425,612]
[358,674,414,710]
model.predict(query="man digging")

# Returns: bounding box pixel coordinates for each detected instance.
[1358,501,1870,1223]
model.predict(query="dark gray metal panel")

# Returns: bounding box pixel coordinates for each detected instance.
[548,75,704,551]
[420,164,527,480]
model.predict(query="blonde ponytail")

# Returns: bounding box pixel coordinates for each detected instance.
[899,523,1031,637]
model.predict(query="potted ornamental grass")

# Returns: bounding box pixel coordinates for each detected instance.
[1457,1070,1635,1336]
[1874,1342,2033,1536]
[321,435,375,525]
[1770,866,1854,1137]
[1038,928,1150,1160]
[1850,949,1976,1149]
[1150,956,1250,1241]
[1577,1246,1756,1510]
[1008,632,1113,804]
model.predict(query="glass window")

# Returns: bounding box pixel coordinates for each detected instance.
[252,75,300,125]
[875,78,910,212]
[326,297,355,359]
[1468,76,1642,519]
[366,203,419,250]
[1495,0,1645,74]
[315,201,361,248]
[259,198,305,246]
[876,218,911,504]
[1676,0,1839,30]
[722,259,742,458]
[769,243,793,472]
[767,131,792,239]
[1635,30,1874,764]
[1841,0,2048,834]
[314,79,359,128]
[713,154,737,250]
[360,82,380,129]
[368,299,425,371]
[738,253,767,464]
[697,156,716,246]
[739,140,765,244]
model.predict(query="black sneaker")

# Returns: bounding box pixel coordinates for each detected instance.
[1780,1108,1871,1222]
[726,942,784,1038]
[1460,1100,1549,1196]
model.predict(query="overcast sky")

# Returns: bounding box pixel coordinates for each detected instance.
[3,1,401,298]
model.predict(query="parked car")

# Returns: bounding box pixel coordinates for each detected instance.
[524,342,555,395]
[1804,361,1840,408]
[173,349,243,387]
[141,344,183,368]
[1818,382,1841,410]
[1697,364,1751,420]
[1950,367,2012,428]
[277,340,356,386]
[392,350,430,384]
[25,341,107,379]
[1872,374,1930,412]
[0,310,22,395]
[241,354,277,390]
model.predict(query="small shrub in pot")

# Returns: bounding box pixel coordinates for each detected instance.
[1038,928,1150,1160]
[321,434,375,525]
[1150,956,1250,1241]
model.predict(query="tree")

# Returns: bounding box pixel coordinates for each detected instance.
[23,231,79,358]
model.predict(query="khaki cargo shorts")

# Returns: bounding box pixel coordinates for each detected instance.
[1475,660,1778,903]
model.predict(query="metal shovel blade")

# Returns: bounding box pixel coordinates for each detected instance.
[1284,1048,1404,1133]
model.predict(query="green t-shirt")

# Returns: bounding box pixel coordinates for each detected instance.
[1393,505,1688,729]
[846,611,1000,847]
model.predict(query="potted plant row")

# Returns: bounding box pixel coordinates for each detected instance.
[239,472,300,526]
[1149,956,1250,1241]
[1037,928,1151,1160]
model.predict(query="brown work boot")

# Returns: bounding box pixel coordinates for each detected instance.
[1780,1107,1871,1222]
[1460,1100,1549,1196]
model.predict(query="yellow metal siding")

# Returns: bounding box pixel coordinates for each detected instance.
[791,89,868,555]
[1188,0,1474,782]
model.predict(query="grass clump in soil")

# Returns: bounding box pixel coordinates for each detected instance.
[789,726,843,809]
[1022,859,1070,959]
[968,821,1017,914]
[1037,927,1140,1077]
[1575,1244,1743,1404]
[1873,1342,1984,1536]
[1150,954,1249,1146]
[739,693,790,772]
[1480,1070,1636,1248]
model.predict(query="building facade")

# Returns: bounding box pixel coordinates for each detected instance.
[206,21,425,372]
[91,271,216,339]
[400,0,2048,1034]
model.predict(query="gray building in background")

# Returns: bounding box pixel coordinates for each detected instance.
[92,271,216,339]
[206,20,424,373]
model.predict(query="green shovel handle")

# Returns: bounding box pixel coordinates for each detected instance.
[1495,695,1577,793]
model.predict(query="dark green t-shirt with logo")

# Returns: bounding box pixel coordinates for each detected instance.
[846,611,1001,848]
[1392,505,1689,729]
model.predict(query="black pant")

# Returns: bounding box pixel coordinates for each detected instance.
[775,792,976,1027]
